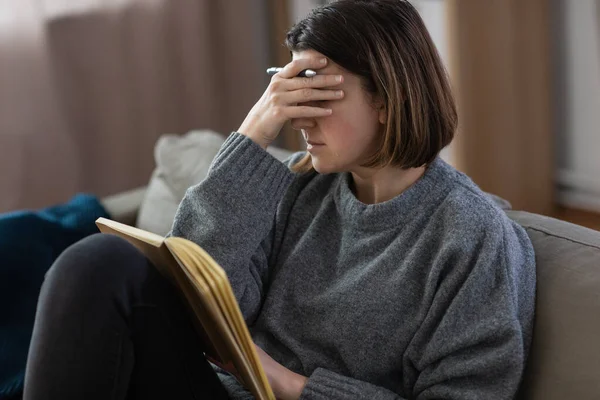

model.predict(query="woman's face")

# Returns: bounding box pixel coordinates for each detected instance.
[290,49,386,174]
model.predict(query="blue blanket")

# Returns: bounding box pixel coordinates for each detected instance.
[0,194,109,399]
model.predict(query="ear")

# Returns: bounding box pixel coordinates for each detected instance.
[375,100,386,124]
[373,96,387,125]
[371,94,387,124]
[378,106,387,125]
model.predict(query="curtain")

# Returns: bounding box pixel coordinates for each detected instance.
[446,0,554,215]
[554,0,600,213]
[0,0,271,212]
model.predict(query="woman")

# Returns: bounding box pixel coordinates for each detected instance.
[24,0,536,399]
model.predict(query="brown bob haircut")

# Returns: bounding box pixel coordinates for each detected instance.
[285,0,457,174]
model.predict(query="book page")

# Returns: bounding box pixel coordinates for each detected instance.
[166,238,275,400]
[182,240,266,385]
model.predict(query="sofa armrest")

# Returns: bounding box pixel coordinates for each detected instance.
[100,186,147,226]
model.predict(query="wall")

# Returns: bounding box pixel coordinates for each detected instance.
[0,0,271,212]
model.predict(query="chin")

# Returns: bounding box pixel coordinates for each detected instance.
[311,158,342,174]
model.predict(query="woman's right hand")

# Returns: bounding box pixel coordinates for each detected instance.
[237,56,344,149]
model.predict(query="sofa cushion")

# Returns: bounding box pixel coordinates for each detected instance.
[137,130,293,236]
[507,211,600,399]
[136,130,224,236]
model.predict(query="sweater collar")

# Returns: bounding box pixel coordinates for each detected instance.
[334,157,454,231]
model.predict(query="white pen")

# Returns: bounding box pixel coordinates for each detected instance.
[266,67,317,78]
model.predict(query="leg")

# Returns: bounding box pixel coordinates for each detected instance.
[23,233,230,400]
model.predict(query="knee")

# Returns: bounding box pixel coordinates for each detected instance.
[46,233,146,292]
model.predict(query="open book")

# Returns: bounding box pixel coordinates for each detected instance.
[95,217,275,400]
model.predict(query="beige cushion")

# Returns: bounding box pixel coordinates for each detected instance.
[137,130,293,235]
[508,211,600,399]
[101,186,147,226]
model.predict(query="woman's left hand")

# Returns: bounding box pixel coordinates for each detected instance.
[254,344,308,400]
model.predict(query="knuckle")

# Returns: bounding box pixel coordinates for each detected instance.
[301,77,311,86]
[301,88,312,98]
[271,92,281,103]
[290,59,300,69]
[270,80,280,90]
[272,107,283,119]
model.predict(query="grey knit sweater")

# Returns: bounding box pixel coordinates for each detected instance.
[170,132,536,400]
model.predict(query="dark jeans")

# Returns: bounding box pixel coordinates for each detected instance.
[23,233,231,400]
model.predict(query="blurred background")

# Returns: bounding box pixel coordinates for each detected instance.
[0,0,598,230]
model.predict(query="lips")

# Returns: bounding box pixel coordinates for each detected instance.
[306,141,325,152]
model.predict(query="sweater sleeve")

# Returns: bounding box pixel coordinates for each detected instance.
[300,217,536,400]
[168,132,295,323]
[406,217,536,399]
[300,368,403,399]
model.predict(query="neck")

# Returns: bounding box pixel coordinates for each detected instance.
[349,164,426,205]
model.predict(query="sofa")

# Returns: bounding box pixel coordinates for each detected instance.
[101,130,600,400]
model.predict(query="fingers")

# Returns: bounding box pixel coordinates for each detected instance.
[270,57,343,104]
[284,87,344,104]
[269,74,344,110]
[266,56,341,123]
[276,57,328,79]
[284,105,333,119]
[285,73,344,90]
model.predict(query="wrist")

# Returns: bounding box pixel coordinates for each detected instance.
[236,129,270,150]
[290,373,308,399]
[276,370,308,400]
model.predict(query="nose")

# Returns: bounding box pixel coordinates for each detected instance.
[291,99,324,130]
[290,117,316,130]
